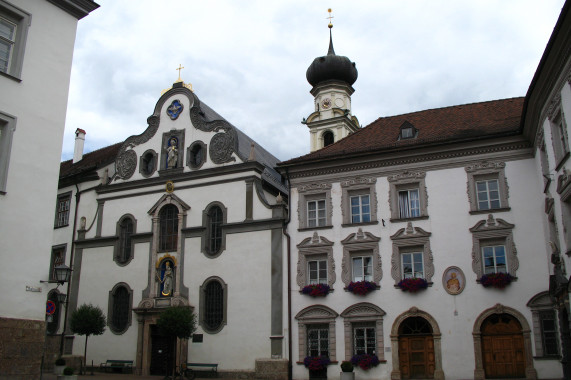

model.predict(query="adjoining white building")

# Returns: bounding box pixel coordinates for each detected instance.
[47,79,289,377]
[0,0,98,379]
[277,2,571,380]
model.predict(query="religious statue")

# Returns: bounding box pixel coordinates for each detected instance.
[167,137,178,169]
[156,261,174,296]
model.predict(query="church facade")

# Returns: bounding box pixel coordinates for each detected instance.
[48,80,289,377]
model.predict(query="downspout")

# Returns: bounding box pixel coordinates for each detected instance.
[283,168,292,380]
[59,183,81,356]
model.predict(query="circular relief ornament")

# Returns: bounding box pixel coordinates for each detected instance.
[335,98,345,108]
[116,150,137,179]
[209,132,235,164]
[321,98,332,109]
[166,99,184,120]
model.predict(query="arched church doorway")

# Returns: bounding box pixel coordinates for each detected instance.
[481,313,525,379]
[398,316,435,379]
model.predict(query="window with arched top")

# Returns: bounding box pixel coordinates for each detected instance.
[159,205,178,251]
[108,283,133,334]
[117,217,134,264]
[199,277,227,333]
[323,131,334,147]
[208,206,223,255]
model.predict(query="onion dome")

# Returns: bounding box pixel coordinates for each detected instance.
[306,29,358,87]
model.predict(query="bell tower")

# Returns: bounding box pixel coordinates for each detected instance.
[304,9,360,152]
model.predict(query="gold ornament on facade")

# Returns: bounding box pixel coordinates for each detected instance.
[165,180,174,193]
[161,64,194,94]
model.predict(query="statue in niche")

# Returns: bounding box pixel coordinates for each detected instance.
[156,261,174,297]
[167,137,178,169]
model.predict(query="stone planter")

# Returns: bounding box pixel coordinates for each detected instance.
[57,376,77,380]
[340,372,355,380]
[54,365,66,375]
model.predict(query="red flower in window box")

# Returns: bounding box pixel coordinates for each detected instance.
[302,284,330,297]
[303,356,331,371]
[350,354,380,370]
[479,272,513,289]
[397,278,428,292]
[347,281,377,295]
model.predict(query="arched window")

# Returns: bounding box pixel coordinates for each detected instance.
[46,291,61,335]
[108,283,132,334]
[118,217,134,264]
[208,206,223,255]
[323,131,334,147]
[159,205,178,251]
[200,278,227,333]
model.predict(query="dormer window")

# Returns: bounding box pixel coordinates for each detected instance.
[399,122,417,140]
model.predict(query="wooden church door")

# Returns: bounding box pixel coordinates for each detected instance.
[398,317,435,379]
[481,314,525,378]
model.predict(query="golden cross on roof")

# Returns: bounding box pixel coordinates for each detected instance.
[176,64,184,82]
[327,8,333,28]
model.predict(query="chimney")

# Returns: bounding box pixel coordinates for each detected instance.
[73,128,86,163]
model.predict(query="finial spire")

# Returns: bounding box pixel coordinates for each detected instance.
[327,8,335,55]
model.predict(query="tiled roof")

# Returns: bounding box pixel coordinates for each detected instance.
[280,97,525,165]
[59,142,121,179]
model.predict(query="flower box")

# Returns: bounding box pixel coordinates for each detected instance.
[302,284,330,297]
[347,281,377,295]
[397,278,428,292]
[479,272,513,289]
[350,354,380,370]
[304,356,331,371]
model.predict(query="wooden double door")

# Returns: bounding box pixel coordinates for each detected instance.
[398,317,435,379]
[481,314,525,378]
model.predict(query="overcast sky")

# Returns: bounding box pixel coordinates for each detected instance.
[62,0,566,162]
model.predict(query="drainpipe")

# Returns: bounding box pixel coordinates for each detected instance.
[283,168,292,380]
[59,183,81,356]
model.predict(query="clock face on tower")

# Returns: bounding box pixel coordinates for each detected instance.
[321,98,332,109]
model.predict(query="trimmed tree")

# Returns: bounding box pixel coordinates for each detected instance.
[157,306,196,379]
[70,304,106,373]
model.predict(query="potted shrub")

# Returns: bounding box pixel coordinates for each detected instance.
[397,277,428,292]
[351,353,380,370]
[347,281,377,295]
[54,358,66,375]
[57,366,77,380]
[340,361,354,380]
[479,272,513,289]
[302,283,330,297]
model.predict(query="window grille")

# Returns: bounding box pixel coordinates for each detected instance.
[540,311,559,356]
[112,286,130,332]
[204,281,223,330]
[159,205,178,251]
[307,325,329,357]
[354,325,376,355]
[208,206,223,254]
[55,194,71,227]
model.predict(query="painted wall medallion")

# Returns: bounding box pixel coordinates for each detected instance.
[167,99,183,120]
[442,266,465,295]
[165,181,174,193]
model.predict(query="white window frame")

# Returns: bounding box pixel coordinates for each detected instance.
[352,256,373,282]
[308,259,327,285]
[341,303,386,362]
[388,171,428,221]
[0,16,16,73]
[398,188,420,218]
[307,199,326,228]
[350,194,371,223]
[475,178,501,211]
[297,183,332,230]
[481,244,507,275]
[465,161,510,214]
[0,1,30,80]
[401,251,424,279]
[341,230,381,288]
[0,110,16,193]
[341,177,377,226]
[297,233,335,290]
[390,222,434,286]
[54,192,72,228]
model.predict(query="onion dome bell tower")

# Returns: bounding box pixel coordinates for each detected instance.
[303,9,360,152]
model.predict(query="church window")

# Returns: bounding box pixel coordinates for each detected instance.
[159,204,178,251]
[139,150,157,177]
[55,192,72,228]
[0,2,30,79]
[298,183,332,230]
[199,277,227,334]
[388,171,428,221]
[116,215,135,265]
[465,161,510,213]
[187,141,207,169]
[350,194,370,223]
[308,259,327,285]
[108,283,133,334]
[323,130,334,147]
[49,245,66,281]
[46,290,61,335]
[207,206,222,255]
